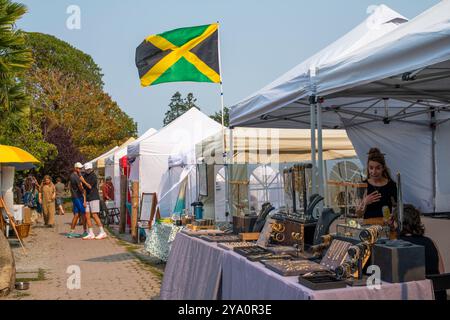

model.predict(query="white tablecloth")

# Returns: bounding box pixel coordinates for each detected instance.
[161,233,434,300]
[221,249,433,300]
[160,232,224,300]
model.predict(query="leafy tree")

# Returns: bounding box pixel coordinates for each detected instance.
[40,125,85,180]
[0,0,34,144]
[25,32,103,88]
[0,114,57,164]
[163,91,200,126]
[23,33,137,162]
[210,106,229,127]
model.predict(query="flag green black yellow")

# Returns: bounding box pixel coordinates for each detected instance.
[135,23,221,87]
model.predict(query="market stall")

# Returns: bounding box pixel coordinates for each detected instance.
[127,108,222,221]
[230,2,450,214]
[104,136,140,208]
[0,145,39,238]
[160,4,446,300]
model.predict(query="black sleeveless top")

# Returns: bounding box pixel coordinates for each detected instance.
[400,235,440,275]
[363,179,397,219]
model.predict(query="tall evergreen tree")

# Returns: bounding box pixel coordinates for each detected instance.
[163,91,200,126]
[210,106,229,127]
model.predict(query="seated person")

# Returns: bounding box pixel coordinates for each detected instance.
[396,204,446,300]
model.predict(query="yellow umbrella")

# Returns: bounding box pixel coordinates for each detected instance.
[0,145,39,163]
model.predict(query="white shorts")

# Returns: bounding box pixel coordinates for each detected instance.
[86,200,100,213]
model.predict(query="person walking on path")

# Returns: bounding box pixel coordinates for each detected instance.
[81,163,107,240]
[23,174,41,224]
[39,175,56,227]
[67,163,88,238]
[55,177,66,215]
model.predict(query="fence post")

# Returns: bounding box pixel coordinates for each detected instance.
[119,175,127,234]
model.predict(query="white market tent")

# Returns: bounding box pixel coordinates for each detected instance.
[105,135,152,208]
[127,108,222,218]
[230,2,450,213]
[84,146,119,169]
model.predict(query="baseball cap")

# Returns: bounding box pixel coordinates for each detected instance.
[74,162,83,169]
[84,162,93,170]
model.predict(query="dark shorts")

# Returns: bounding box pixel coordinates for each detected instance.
[56,197,64,206]
[72,197,86,215]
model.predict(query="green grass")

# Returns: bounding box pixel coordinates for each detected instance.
[16,268,47,282]
[11,291,31,299]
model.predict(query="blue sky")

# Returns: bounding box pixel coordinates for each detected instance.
[17,0,439,135]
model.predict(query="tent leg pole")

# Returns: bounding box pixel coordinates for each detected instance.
[310,97,317,195]
[317,100,324,202]
[432,123,437,214]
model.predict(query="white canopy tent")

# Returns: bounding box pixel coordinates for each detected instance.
[105,135,153,208]
[84,146,119,169]
[127,108,222,219]
[230,2,450,213]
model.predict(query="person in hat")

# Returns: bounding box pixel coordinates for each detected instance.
[67,162,88,238]
[81,162,107,240]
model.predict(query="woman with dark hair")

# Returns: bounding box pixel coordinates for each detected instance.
[356,148,397,224]
[398,204,444,274]
[397,204,446,300]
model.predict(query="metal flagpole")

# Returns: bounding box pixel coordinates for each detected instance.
[217,21,231,222]
[217,21,225,131]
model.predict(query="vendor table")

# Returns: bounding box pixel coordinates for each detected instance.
[222,248,433,300]
[160,232,224,300]
[161,232,434,300]
[144,222,184,262]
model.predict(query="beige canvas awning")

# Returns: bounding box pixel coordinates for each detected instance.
[197,128,356,164]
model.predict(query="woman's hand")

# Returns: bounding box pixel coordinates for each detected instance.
[364,191,382,205]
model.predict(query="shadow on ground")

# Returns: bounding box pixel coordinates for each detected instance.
[83,252,134,263]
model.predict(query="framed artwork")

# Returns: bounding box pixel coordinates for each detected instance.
[139,192,159,229]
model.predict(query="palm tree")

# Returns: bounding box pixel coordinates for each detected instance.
[0,0,33,122]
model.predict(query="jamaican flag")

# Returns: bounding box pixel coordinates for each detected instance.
[135,23,221,87]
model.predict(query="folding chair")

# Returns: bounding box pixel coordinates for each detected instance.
[107,208,121,225]
[426,273,450,300]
